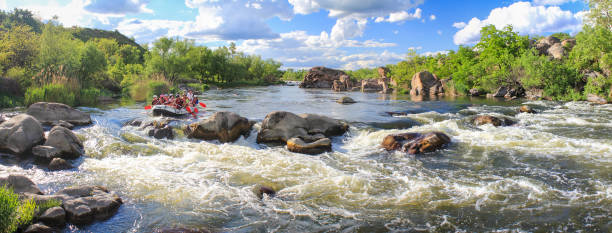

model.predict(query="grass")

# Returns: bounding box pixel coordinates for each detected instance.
[0,185,36,233]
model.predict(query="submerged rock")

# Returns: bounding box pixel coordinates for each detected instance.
[148,125,174,140]
[473,115,515,127]
[0,174,43,194]
[337,96,356,104]
[58,186,123,225]
[287,137,331,155]
[44,126,84,159]
[257,111,348,144]
[0,114,45,155]
[519,105,536,114]
[184,111,251,142]
[48,158,73,171]
[381,132,451,155]
[256,186,276,198]
[26,102,92,126]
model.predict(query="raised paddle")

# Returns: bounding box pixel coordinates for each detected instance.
[185,106,197,118]
[144,105,152,110]
[199,103,206,108]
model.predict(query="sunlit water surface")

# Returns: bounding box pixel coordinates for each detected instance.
[1,86,611,232]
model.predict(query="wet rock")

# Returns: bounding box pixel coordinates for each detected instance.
[488,86,508,98]
[332,75,354,92]
[256,186,276,198]
[38,207,66,227]
[26,102,92,126]
[0,114,45,155]
[58,186,122,225]
[504,87,525,99]
[184,111,251,143]
[33,145,62,162]
[157,228,211,233]
[120,132,148,143]
[148,125,174,139]
[525,89,544,100]
[0,114,5,124]
[0,174,43,194]
[360,79,385,92]
[299,66,347,89]
[587,94,608,104]
[469,88,482,96]
[123,119,142,127]
[257,111,348,144]
[369,119,420,130]
[410,71,443,96]
[44,126,84,159]
[473,115,515,127]
[48,158,73,171]
[51,120,74,130]
[287,137,331,155]
[381,132,451,155]
[519,105,536,114]
[24,223,55,233]
[337,96,356,104]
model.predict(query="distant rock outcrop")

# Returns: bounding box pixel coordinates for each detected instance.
[410,71,443,96]
[300,67,347,89]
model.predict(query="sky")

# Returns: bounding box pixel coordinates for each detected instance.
[2,0,589,70]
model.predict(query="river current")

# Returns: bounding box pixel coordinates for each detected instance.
[1,85,611,232]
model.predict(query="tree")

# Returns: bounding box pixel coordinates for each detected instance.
[37,21,82,76]
[79,42,107,84]
[587,0,611,30]
[0,24,39,71]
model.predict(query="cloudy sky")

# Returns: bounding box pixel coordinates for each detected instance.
[2,0,588,70]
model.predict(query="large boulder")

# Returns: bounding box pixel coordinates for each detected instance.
[185,112,252,142]
[561,38,576,49]
[469,88,483,96]
[0,114,44,155]
[24,223,55,233]
[519,105,536,114]
[299,67,347,88]
[410,71,443,96]
[58,186,123,225]
[0,175,43,194]
[44,126,84,159]
[332,75,354,92]
[38,206,66,227]
[473,115,515,127]
[26,102,92,126]
[257,111,348,144]
[381,132,451,155]
[286,137,331,155]
[535,36,560,55]
[337,96,356,104]
[547,43,566,60]
[32,145,62,162]
[587,94,608,104]
[148,125,174,140]
[361,79,384,92]
[48,158,73,171]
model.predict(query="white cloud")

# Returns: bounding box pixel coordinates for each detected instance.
[375,8,422,23]
[393,30,399,34]
[437,30,442,35]
[84,0,153,14]
[452,22,467,29]
[430,14,436,20]
[0,0,6,10]
[453,1,585,45]
[330,17,367,41]
[532,0,577,6]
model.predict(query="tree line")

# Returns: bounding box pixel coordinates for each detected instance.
[0,9,283,107]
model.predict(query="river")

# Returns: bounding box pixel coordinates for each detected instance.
[1,85,611,232]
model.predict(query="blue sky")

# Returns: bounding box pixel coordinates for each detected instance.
[2,0,588,70]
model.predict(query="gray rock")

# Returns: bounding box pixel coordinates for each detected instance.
[587,94,608,104]
[488,86,508,98]
[38,207,66,227]
[184,111,251,142]
[287,137,331,155]
[473,115,516,127]
[148,125,174,139]
[0,174,43,194]
[48,158,73,171]
[336,96,356,104]
[299,66,347,89]
[381,132,451,155]
[519,105,536,114]
[0,114,45,155]
[535,36,560,55]
[59,186,122,225]
[547,43,565,60]
[44,126,83,159]
[24,222,55,233]
[469,88,482,96]
[51,120,74,130]
[256,111,348,144]
[32,146,62,162]
[26,102,92,126]
[410,71,443,96]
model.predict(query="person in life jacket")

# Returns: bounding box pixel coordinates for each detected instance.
[152,95,160,105]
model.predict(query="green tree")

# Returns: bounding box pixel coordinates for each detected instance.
[37,21,82,75]
[0,24,39,71]
[79,42,107,85]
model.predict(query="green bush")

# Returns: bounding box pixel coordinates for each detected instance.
[148,80,170,96]
[79,87,101,106]
[584,74,611,98]
[35,199,61,216]
[25,84,76,106]
[0,186,36,233]
[0,94,23,108]
[186,83,208,92]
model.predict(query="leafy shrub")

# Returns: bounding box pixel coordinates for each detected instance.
[35,199,61,216]
[187,83,208,92]
[584,74,611,98]
[79,87,101,106]
[0,186,36,233]
[25,84,76,106]
[129,78,170,102]
[0,94,23,108]
[148,80,170,96]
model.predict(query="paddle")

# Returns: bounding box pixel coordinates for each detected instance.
[144,105,152,110]
[185,106,197,118]
[199,103,206,108]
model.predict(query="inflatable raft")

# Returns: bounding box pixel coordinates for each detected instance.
[152,105,189,117]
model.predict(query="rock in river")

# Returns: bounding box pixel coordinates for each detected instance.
[336,96,356,104]
[382,132,451,155]
[257,111,348,144]
[26,102,92,126]
[473,115,515,127]
[299,66,347,89]
[0,174,43,194]
[410,71,443,96]
[287,137,332,155]
[58,186,123,225]
[0,114,45,155]
[32,145,62,162]
[519,105,536,114]
[39,207,66,227]
[184,111,252,142]
[44,126,84,159]
[48,158,73,171]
